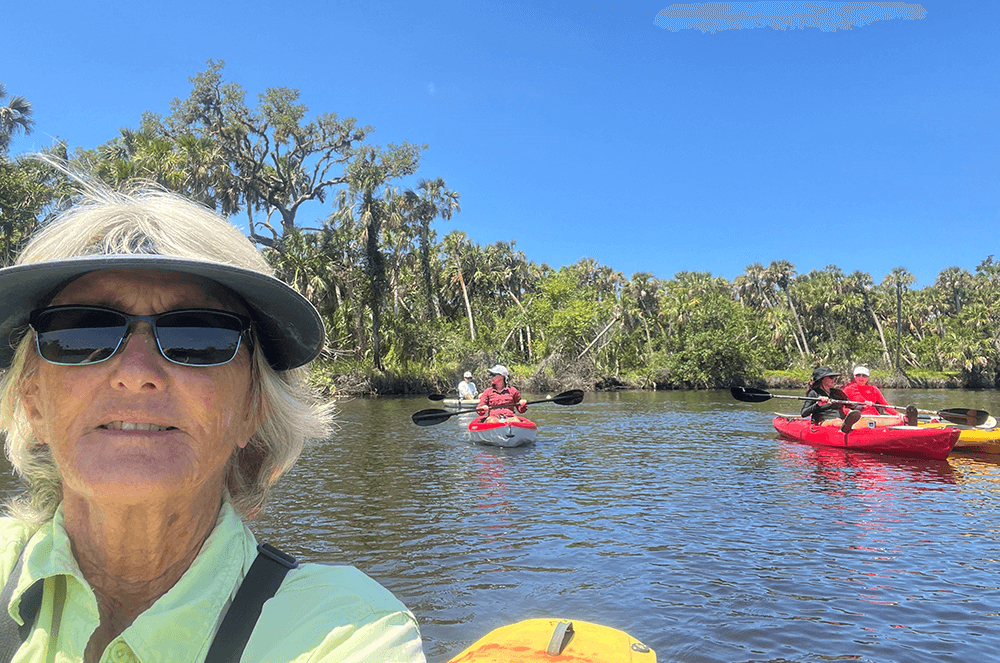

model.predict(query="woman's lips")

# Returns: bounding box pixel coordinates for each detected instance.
[99,421,176,431]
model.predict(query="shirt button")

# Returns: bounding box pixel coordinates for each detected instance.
[111,641,135,663]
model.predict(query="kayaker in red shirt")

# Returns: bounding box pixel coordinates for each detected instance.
[477,364,527,419]
[842,365,899,416]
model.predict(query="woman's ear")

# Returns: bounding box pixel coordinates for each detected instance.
[20,376,47,445]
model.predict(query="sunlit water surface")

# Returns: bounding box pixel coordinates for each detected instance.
[4,389,1000,662]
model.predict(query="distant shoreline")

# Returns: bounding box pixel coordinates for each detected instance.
[320,370,990,397]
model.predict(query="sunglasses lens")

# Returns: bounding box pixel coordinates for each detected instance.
[33,308,127,365]
[31,307,246,367]
[155,310,244,366]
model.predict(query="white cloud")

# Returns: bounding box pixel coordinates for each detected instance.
[654,1,927,33]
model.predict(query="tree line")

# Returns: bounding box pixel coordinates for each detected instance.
[2,64,998,392]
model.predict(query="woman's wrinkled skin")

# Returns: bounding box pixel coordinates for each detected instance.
[21,269,259,661]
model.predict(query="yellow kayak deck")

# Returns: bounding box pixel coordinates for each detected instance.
[921,421,1000,454]
[448,618,655,662]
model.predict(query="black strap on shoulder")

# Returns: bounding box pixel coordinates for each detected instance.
[0,545,43,663]
[203,542,298,663]
[0,541,294,663]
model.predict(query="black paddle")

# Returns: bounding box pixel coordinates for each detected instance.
[411,389,585,426]
[730,385,990,427]
[428,393,480,401]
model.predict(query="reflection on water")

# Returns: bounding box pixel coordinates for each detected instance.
[4,390,1000,661]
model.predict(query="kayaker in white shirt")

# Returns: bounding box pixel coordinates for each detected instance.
[458,370,479,400]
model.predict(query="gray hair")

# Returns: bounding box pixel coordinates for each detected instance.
[0,175,332,523]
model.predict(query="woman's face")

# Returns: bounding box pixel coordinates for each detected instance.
[21,269,258,508]
[821,375,836,390]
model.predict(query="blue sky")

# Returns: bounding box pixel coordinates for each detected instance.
[3,1,997,289]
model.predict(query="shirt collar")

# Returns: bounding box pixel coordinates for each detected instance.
[117,499,257,663]
[10,498,257,663]
[12,503,88,611]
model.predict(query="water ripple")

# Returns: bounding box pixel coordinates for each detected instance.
[5,390,1000,661]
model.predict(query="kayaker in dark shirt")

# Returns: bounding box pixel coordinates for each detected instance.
[477,364,527,419]
[801,366,858,425]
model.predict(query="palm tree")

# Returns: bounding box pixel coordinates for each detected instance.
[845,270,892,367]
[332,146,417,370]
[884,267,915,369]
[735,262,778,310]
[0,82,35,153]
[621,272,664,353]
[315,199,368,356]
[483,240,537,359]
[442,230,476,341]
[935,266,972,315]
[405,178,461,322]
[571,258,624,302]
[767,260,810,357]
[736,262,801,360]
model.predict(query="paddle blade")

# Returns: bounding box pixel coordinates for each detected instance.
[427,394,448,401]
[411,408,456,426]
[938,408,990,427]
[551,389,585,405]
[730,386,771,403]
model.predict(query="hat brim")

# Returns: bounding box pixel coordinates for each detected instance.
[0,255,324,371]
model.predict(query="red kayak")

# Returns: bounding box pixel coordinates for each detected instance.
[468,415,537,447]
[772,416,959,460]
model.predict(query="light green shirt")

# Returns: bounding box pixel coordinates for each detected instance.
[1,501,426,663]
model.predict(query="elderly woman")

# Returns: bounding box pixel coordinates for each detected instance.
[0,181,425,662]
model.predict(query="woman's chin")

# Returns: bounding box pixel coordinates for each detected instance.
[62,454,221,507]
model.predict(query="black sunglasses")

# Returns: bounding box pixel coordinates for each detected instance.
[29,305,251,367]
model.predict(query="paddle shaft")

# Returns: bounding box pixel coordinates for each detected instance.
[465,394,575,414]
[759,392,931,417]
[764,391,889,410]
[412,390,584,426]
[439,398,534,415]
[731,386,988,426]
[428,392,474,401]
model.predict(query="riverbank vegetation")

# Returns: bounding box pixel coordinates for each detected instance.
[2,64,998,394]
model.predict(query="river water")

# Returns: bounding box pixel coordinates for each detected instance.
[4,389,1000,661]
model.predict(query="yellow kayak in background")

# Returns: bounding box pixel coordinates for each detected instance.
[448,618,656,662]
[922,416,1000,454]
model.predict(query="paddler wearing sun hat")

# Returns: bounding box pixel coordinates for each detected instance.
[800,366,862,425]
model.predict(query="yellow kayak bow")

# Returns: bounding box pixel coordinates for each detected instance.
[448,618,656,662]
